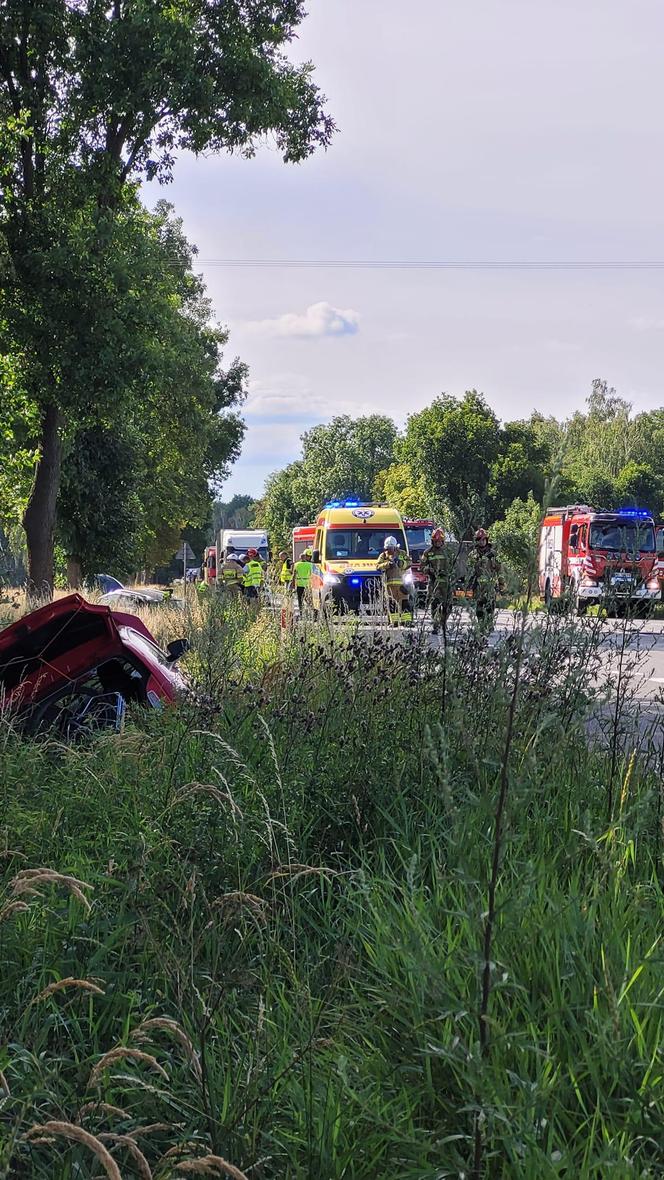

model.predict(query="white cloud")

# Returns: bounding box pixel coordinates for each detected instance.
[244,373,380,423]
[629,316,664,333]
[245,301,360,339]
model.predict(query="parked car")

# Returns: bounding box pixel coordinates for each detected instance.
[0,593,189,738]
[98,587,184,609]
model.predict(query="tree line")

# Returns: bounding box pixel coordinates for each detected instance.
[0,0,333,596]
[252,380,664,562]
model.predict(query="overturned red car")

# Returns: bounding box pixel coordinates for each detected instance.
[0,593,188,738]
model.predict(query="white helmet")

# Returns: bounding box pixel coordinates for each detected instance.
[384,536,398,550]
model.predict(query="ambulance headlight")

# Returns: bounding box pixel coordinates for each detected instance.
[323,572,341,586]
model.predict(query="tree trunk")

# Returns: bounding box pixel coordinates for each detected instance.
[23,403,62,602]
[67,555,83,589]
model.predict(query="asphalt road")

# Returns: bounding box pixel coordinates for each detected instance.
[296,603,664,707]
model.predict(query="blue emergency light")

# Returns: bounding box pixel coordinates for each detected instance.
[616,508,651,518]
[324,498,362,509]
[350,577,361,586]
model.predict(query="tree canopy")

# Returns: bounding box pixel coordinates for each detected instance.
[0,0,333,593]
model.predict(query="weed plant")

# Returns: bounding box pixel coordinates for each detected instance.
[0,598,663,1178]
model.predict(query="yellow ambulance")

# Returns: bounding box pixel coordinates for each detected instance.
[310,500,414,613]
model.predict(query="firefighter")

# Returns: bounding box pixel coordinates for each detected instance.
[421,527,455,635]
[220,548,245,595]
[242,547,265,602]
[468,528,503,631]
[291,547,313,614]
[376,536,412,624]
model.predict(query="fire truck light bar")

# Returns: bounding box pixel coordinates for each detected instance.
[616,508,651,518]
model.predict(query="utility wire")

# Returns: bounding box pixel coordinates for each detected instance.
[192,258,664,270]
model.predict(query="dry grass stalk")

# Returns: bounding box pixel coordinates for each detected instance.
[9,868,93,912]
[0,900,31,922]
[175,1156,249,1180]
[24,1121,122,1180]
[89,1047,169,1087]
[267,864,338,882]
[171,782,243,818]
[127,1123,173,1138]
[99,1132,153,1180]
[0,1069,9,1096]
[131,1017,202,1081]
[78,1101,129,1121]
[34,976,105,1003]
[210,892,267,927]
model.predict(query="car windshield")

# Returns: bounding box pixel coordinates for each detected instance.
[406,527,432,552]
[325,528,406,559]
[589,522,655,553]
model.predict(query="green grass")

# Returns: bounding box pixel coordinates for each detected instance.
[1,600,663,1178]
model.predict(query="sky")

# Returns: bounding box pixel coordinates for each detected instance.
[146,0,664,499]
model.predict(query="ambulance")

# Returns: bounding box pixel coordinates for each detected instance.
[310,501,414,614]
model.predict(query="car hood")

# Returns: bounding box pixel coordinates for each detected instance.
[0,593,180,714]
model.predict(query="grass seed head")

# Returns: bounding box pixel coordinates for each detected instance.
[99,1132,153,1180]
[34,977,105,1003]
[24,1121,122,1180]
[131,1018,202,1081]
[89,1047,169,1088]
[175,1155,249,1179]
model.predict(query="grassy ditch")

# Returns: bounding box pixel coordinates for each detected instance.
[1,600,663,1178]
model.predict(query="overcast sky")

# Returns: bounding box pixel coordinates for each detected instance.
[146,0,664,498]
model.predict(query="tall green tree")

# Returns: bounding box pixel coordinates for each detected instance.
[0,0,334,593]
[400,391,501,528]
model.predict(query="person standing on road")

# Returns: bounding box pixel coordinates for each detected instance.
[242,548,265,602]
[291,548,313,614]
[277,549,293,589]
[421,527,456,635]
[220,549,245,596]
[468,528,503,632]
[376,536,412,624]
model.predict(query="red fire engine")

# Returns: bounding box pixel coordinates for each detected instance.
[538,505,661,613]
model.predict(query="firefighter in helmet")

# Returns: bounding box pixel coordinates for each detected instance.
[467,527,503,631]
[220,548,245,596]
[421,527,456,635]
[376,535,412,624]
[242,548,265,602]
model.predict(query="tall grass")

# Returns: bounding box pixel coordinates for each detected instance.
[1,598,663,1178]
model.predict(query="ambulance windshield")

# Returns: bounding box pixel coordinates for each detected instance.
[589,521,655,553]
[325,528,406,559]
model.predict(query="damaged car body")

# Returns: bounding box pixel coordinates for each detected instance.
[0,594,189,738]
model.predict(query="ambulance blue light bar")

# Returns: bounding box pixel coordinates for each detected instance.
[324,499,362,508]
[616,508,651,518]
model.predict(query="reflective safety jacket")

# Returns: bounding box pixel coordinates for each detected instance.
[221,559,244,587]
[279,559,293,585]
[376,549,410,587]
[243,559,264,588]
[293,558,312,588]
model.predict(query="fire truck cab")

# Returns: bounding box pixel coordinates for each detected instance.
[538,505,660,613]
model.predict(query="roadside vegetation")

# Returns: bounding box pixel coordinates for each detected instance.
[2,599,663,1178]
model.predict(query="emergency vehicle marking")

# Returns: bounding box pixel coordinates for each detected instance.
[351,508,375,519]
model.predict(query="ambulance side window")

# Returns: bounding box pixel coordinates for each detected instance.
[315,530,323,560]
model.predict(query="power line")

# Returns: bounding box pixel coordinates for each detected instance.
[193,258,664,270]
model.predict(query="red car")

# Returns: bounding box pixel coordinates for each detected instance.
[0,593,188,738]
